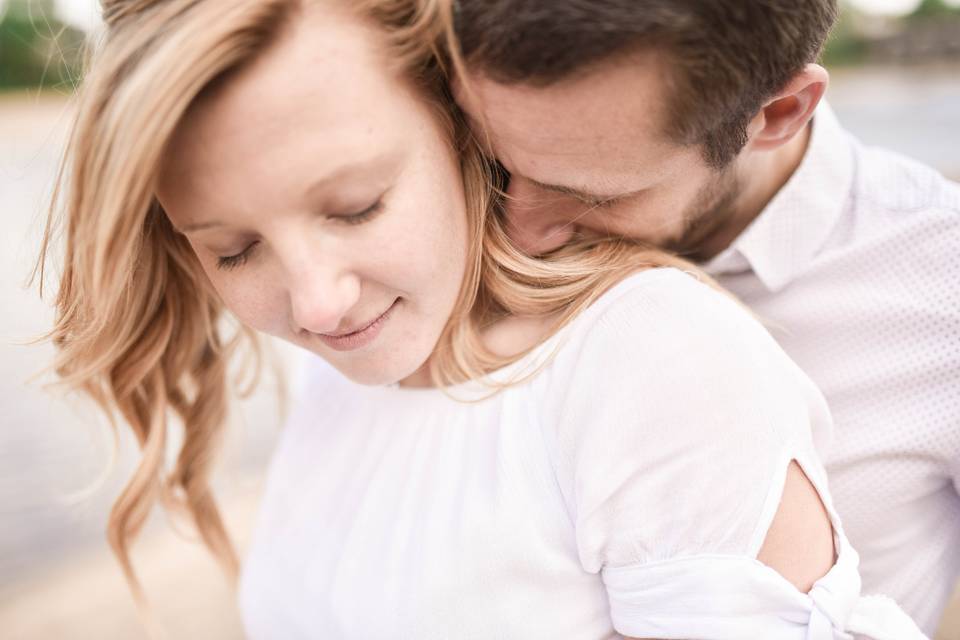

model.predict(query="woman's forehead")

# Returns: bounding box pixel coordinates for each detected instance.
[158,4,425,222]
[180,7,397,138]
[158,6,416,209]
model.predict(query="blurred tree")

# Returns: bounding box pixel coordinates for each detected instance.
[822,7,870,66]
[910,0,957,18]
[823,0,960,66]
[0,0,85,91]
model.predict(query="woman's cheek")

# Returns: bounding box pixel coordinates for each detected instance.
[209,270,290,336]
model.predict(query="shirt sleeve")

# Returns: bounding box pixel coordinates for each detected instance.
[538,268,840,636]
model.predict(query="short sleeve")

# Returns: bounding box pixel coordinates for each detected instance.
[539,268,833,574]
[534,269,858,636]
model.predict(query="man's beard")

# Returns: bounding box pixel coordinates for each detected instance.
[667,165,744,262]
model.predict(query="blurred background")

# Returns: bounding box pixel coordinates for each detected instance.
[1,0,958,638]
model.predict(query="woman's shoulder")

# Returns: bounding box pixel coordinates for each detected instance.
[557,266,764,357]
[536,265,830,449]
[534,268,836,577]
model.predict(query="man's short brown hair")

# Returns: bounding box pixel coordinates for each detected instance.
[454,0,838,167]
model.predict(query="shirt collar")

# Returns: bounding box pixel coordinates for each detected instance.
[703,101,855,292]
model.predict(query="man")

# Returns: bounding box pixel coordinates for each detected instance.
[453,1,960,634]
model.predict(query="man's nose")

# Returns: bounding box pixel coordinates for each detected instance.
[503,178,579,255]
[288,260,361,336]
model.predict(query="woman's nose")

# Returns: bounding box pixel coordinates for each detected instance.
[502,178,579,255]
[288,262,361,336]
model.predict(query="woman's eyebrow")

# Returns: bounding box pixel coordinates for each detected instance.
[179,220,225,233]
[175,152,403,234]
[303,152,401,201]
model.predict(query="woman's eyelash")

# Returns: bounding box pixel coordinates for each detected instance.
[217,241,258,271]
[337,198,384,225]
[214,199,384,271]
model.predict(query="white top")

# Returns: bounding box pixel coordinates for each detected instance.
[704,101,960,634]
[239,268,925,640]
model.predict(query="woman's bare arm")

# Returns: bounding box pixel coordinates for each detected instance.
[624,460,836,640]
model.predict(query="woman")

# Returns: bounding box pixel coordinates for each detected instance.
[37,0,925,638]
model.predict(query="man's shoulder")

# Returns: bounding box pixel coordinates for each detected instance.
[850,141,960,217]
[810,138,959,311]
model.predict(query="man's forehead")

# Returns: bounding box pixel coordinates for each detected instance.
[470,72,659,136]
[457,53,677,186]
[462,92,673,194]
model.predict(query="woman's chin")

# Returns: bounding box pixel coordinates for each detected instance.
[318,351,431,388]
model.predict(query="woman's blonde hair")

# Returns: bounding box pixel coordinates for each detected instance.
[36,0,704,615]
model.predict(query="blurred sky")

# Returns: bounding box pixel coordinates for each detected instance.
[0,0,955,32]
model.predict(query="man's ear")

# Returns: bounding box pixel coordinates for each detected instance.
[746,64,829,152]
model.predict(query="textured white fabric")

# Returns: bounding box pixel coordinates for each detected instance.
[704,101,960,634]
[603,555,925,639]
[239,268,922,640]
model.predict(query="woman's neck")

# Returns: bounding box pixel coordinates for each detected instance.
[398,311,560,389]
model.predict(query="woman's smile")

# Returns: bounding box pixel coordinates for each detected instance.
[313,297,400,352]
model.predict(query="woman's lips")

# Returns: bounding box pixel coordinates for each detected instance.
[316,298,399,352]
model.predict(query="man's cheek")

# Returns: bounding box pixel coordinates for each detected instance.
[623,196,683,238]
[507,196,590,242]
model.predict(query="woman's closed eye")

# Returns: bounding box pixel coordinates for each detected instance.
[217,241,259,271]
[333,196,384,225]
[215,198,386,271]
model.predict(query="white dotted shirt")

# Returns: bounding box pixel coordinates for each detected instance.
[705,101,960,635]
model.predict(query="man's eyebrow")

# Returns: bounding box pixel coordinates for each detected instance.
[524,177,635,203]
